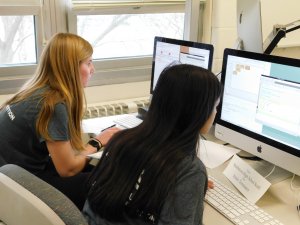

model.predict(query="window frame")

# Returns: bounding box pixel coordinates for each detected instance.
[68,2,186,87]
[0,0,207,94]
[0,5,43,94]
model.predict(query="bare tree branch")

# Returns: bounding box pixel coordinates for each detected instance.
[0,16,24,63]
[92,15,131,48]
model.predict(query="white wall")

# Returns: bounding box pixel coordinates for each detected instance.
[261,0,300,48]
[0,94,13,105]
[209,0,237,74]
[84,81,150,104]
[208,0,300,74]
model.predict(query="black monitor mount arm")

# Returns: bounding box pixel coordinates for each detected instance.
[263,19,300,54]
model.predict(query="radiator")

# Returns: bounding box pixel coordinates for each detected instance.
[84,97,150,119]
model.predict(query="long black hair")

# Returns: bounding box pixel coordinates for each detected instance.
[86,64,222,222]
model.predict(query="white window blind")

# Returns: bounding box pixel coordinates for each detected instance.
[71,0,186,10]
[0,0,41,6]
[0,0,41,15]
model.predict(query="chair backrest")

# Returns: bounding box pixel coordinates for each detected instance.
[0,164,88,225]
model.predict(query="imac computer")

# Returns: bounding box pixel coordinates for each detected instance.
[215,48,300,179]
[150,36,214,93]
[236,0,263,53]
[136,36,214,119]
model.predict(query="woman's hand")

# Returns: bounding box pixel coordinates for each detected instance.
[208,179,214,189]
[95,127,120,146]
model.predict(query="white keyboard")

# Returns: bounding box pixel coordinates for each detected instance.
[206,175,284,225]
[113,115,143,128]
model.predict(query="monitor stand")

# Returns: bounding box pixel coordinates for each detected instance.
[233,37,244,50]
[137,106,148,120]
[239,151,292,184]
[137,95,151,120]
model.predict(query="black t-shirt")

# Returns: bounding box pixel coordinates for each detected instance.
[0,90,69,174]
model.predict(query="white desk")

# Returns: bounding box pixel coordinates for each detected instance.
[203,162,300,224]
[202,127,300,225]
[83,115,300,225]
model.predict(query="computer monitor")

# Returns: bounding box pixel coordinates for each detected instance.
[150,36,214,94]
[236,0,263,53]
[215,48,300,178]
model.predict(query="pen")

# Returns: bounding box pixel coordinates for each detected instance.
[101,124,116,132]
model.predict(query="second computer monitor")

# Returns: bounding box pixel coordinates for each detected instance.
[150,36,214,94]
[236,0,264,53]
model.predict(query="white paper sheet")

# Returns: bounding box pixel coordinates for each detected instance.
[197,140,240,169]
[82,117,116,135]
[87,151,103,159]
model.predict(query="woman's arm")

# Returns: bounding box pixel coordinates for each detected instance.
[47,140,87,177]
[46,127,120,177]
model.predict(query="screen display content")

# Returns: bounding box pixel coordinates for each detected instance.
[150,36,214,93]
[216,48,300,177]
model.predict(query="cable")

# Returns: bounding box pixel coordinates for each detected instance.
[215,71,222,77]
[290,174,300,217]
[290,174,300,191]
[264,165,276,179]
[200,134,207,140]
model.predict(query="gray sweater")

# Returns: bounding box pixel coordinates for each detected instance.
[83,155,207,225]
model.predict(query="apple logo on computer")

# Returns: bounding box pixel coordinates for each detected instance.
[257,145,262,153]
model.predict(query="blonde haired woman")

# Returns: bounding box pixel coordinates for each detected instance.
[0,33,119,209]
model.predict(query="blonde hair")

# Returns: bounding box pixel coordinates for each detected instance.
[2,33,93,150]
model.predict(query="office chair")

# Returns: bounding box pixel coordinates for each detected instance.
[0,164,88,225]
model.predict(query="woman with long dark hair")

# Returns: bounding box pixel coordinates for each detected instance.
[83,64,222,225]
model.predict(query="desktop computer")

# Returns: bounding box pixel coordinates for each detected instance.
[205,48,299,224]
[215,48,300,179]
[115,36,214,127]
[140,36,214,119]
[236,0,264,53]
[150,36,214,94]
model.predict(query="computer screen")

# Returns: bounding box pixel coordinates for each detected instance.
[236,0,263,53]
[150,36,214,93]
[215,48,300,176]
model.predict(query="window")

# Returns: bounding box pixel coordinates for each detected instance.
[0,0,207,94]
[77,13,185,60]
[0,15,36,66]
[68,0,186,86]
[0,0,43,94]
